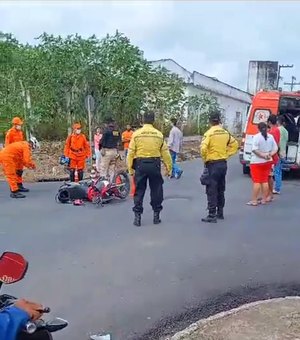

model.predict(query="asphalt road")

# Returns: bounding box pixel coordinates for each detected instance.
[1,158,300,340]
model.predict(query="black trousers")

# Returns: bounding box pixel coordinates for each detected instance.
[69,169,84,182]
[133,158,164,214]
[206,160,227,215]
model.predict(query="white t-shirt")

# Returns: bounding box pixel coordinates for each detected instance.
[250,132,278,164]
[168,126,183,153]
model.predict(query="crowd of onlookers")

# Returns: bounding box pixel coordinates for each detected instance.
[248,114,289,206]
[93,118,183,181]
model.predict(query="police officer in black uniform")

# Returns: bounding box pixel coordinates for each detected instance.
[99,118,121,181]
[127,112,172,227]
[200,113,238,223]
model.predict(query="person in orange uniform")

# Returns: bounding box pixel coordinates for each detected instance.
[5,117,24,145]
[64,123,91,182]
[122,124,134,163]
[5,117,29,192]
[0,138,38,198]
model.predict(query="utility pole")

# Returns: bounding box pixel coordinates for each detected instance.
[284,76,300,91]
[277,64,294,89]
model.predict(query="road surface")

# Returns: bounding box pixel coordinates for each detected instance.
[1,158,300,339]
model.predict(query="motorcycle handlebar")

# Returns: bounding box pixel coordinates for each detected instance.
[38,307,51,313]
[23,307,50,334]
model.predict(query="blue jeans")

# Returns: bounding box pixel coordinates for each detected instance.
[170,150,182,177]
[274,158,283,192]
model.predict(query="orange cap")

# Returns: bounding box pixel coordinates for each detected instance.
[12,117,23,125]
[73,123,81,130]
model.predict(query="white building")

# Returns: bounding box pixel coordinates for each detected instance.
[150,59,252,134]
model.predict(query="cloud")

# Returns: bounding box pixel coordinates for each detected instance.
[1,1,300,90]
[0,1,174,43]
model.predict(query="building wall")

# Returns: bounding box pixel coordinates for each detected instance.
[150,59,193,83]
[186,85,250,134]
[247,61,279,95]
[150,59,252,134]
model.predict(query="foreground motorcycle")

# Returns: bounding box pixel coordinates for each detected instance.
[0,251,68,339]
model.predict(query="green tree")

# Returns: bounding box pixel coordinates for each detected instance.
[0,31,186,140]
[187,93,223,135]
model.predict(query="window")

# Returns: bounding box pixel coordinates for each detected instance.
[252,109,270,124]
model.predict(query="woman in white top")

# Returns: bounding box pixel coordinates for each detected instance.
[247,122,278,206]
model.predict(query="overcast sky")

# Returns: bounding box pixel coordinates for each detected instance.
[1,1,299,91]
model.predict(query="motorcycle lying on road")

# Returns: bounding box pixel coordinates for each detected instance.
[0,251,68,340]
[56,170,130,206]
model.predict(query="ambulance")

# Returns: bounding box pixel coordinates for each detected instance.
[240,90,300,174]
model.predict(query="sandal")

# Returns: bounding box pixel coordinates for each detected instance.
[246,201,258,206]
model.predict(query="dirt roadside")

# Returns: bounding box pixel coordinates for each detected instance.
[168,297,300,340]
[0,138,202,182]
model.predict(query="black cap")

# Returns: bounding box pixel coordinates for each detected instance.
[144,111,155,124]
[209,113,221,123]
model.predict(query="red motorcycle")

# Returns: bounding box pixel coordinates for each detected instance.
[0,251,68,339]
[56,170,130,206]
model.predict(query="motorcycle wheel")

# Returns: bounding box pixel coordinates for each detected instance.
[113,171,130,199]
[18,330,53,340]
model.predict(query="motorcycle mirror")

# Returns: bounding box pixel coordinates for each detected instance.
[0,252,28,285]
[45,317,68,333]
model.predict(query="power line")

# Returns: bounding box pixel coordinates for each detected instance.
[284,76,300,91]
[277,64,294,89]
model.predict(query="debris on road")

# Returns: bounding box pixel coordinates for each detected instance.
[90,334,111,340]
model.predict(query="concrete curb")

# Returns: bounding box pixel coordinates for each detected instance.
[168,296,300,340]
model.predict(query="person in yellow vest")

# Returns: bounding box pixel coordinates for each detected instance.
[200,113,238,223]
[5,117,29,192]
[127,111,172,227]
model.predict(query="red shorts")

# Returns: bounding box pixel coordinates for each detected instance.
[250,162,272,183]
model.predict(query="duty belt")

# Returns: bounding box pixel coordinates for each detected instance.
[206,159,227,165]
[135,157,160,162]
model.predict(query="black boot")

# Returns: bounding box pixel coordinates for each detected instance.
[69,169,75,182]
[202,212,217,223]
[153,211,161,225]
[217,208,224,220]
[10,191,26,199]
[18,183,30,193]
[133,213,141,227]
[78,170,84,181]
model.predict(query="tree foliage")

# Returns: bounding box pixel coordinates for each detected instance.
[0,30,222,140]
[0,31,187,140]
[186,93,224,135]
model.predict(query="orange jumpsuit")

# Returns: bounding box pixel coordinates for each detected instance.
[5,128,24,146]
[64,133,91,170]
[5,127,25,185]
[0,142,35,192]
